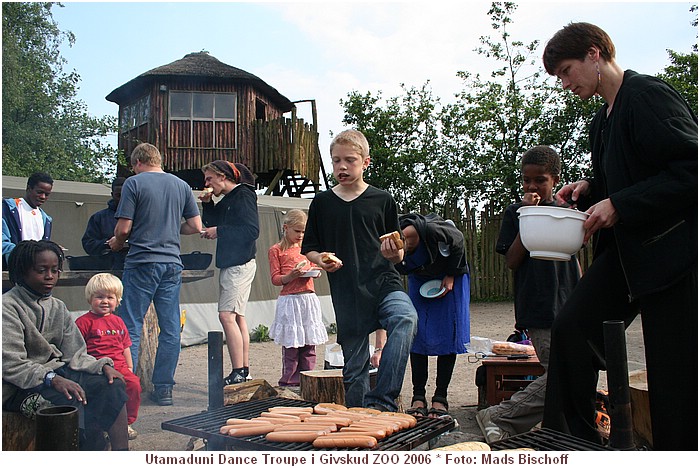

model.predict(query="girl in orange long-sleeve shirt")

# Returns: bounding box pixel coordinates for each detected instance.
[268,209,328,386]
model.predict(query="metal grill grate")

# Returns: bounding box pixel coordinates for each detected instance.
[489,428,614,451]
[162,397,455,451]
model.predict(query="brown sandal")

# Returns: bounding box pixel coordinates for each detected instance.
[405,396,428,417]
[428,396,452,420]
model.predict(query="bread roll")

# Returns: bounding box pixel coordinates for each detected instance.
[380,231,404,249]
[491,341,536,355]
[321,253,341,265]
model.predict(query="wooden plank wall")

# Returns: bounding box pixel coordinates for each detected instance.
[118,81,291,175]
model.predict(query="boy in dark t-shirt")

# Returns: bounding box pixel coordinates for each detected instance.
[302,129,417,412]
[476,146,580,443]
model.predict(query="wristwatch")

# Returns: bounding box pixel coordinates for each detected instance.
[44,370,57,388]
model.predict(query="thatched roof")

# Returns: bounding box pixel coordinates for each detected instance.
[106,52,293,111]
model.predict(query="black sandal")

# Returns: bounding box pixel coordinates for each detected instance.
[428,396,452,420]
[405,396,428,417]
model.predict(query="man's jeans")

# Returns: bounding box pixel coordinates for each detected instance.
[120,262,183,390]
[341,291,418,411]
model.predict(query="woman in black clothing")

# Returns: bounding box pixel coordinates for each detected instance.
[542,22,697,450]
[200,161,260,385]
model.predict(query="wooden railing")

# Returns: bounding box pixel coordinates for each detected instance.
[252,117,321,185]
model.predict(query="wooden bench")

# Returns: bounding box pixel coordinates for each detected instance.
[478,356,545,407]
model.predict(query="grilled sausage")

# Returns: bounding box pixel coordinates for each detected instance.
[312,434,378,448]
[265,430,327,444]
[226,424,278,437]
[338,427,387,439]
[267,406,314,414]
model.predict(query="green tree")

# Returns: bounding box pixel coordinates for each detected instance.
[441,2,596,211]
[2,2,118,182]
[340,82,444,214]
[656,6,698,115]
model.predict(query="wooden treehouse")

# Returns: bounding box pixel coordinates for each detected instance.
[106,51,327,196]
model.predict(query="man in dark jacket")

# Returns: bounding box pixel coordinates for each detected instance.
[82,177,127,270]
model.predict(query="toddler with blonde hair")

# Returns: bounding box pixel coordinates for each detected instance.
[76,273,141,440]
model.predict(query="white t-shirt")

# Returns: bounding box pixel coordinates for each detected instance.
[17,198,45,240]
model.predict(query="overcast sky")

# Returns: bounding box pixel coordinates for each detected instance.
[50,1,697,175]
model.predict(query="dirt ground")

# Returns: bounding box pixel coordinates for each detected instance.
[128,301,646,451]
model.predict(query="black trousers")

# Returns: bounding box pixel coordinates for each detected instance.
[410,352,457,402]
[4,367,128,432]
[542,246,698,450]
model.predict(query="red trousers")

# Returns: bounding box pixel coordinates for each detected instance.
[116,365,142,425]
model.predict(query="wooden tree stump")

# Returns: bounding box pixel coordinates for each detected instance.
[135,304,158,394]
[629,369,652,448]
[2,411,36,451]
[300,369,345,404]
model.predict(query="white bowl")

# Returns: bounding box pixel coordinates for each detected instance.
[419,279,446,299]
[517,205,589,261]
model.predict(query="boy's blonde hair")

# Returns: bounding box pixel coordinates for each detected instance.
[279,209,307,251]
[130,142,162,168]
[85,273,124,304]
[330,129,370,158]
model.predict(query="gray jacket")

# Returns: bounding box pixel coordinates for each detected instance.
[2,285,113,405]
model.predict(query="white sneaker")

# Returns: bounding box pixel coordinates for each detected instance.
[475,407,510,444]
[128,425,138,440]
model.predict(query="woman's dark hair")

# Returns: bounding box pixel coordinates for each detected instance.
[234,163,256,186]
[543,22,616,75]
[8,240,64,285]
[202,160,241,183]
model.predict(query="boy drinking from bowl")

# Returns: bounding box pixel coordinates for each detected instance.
[476,146,581,443]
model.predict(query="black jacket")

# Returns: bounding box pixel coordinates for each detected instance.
[202,184,259,269]
[396,213,469,278]
[583,70,697,299]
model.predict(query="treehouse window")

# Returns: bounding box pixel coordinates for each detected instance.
[120,94,150,132]
[168,91,237,149]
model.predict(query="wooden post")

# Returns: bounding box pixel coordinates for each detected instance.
[136,304,158,394]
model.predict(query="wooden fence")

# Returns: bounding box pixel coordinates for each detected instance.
[449,201,593,302]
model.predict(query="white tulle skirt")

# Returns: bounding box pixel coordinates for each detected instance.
[269,293,329,348]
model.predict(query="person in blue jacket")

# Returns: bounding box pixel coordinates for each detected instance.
[2,172,54,270]
[81,177,128,270]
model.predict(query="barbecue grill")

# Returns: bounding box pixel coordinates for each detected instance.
[489,428,614,451]
[162,397,455,451]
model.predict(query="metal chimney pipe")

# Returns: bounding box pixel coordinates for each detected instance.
[603,320,636,450]
[208,331,224,411]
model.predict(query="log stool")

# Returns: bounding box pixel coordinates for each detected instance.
[478,356,545,407]
[300,370,345,404]
[2,411,36,450]
[300,369,378,405]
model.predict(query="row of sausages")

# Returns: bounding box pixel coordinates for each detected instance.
[218,403,418,448]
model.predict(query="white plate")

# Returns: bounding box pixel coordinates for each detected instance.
[419,279,446,298]
[301,270,321,278]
